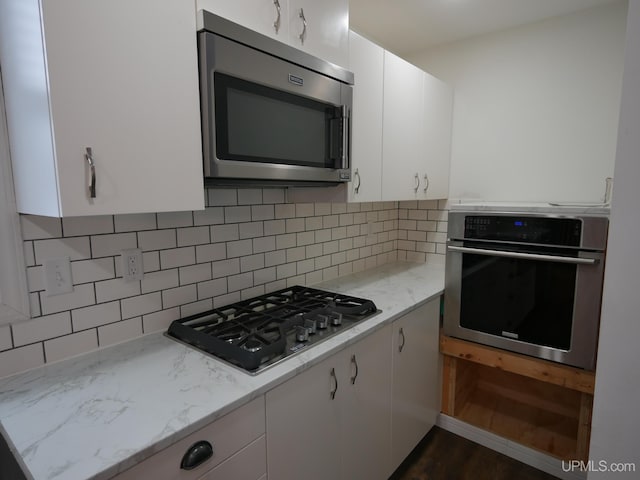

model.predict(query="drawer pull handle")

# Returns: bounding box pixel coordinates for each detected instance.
[180,440,213,470]
[350,354,359,385]
[399,327,406,353]
[330,367,338,399]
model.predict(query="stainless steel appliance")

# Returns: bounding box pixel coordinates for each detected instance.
[198,11,353,186]
[167,285,379,374]
[444,209,608,370]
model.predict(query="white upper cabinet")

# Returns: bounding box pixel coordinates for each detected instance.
[0,0,204,217]
[382,50,426,201]
[348,31,384,203]
[197,0,349,68]
[422,73,453,200]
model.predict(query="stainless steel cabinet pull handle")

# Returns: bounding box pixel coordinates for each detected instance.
[298,8,307,45]
[85,147,96,198]
[330,367,338,399]
[273,0,281,34]
[350,354,359,385]
[414,173,420,193]
[354,168,361,194]
[447,245,598,265]
[423,173,429,193]
[399,327,405,353]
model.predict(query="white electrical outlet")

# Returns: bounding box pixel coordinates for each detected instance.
[43,257,73,296]
[121,248,144,282]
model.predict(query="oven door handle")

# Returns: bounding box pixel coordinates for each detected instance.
[447,245,598,265]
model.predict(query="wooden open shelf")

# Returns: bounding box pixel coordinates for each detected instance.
[440,335,595,461]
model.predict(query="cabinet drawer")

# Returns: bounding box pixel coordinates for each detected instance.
[197,435,266,480]
[114,396,265,480]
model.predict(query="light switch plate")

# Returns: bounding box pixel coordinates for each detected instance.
[43,257,73,296]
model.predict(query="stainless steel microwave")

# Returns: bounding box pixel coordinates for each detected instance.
[198,11,354,186]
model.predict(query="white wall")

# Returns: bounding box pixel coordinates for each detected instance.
[407,2,627,203]
[589,0,640,477]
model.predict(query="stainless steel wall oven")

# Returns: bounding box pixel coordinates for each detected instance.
[444,209,608,370]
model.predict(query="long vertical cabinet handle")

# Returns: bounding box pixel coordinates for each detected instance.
[330,367,338,399]
[354,169,361,194]
[423,173,430,193]
[413,173,420,193]
[85,147,96,198]
[273,0,281,34]
[298,8,307,45]
[398,327,406,353]
[350,354,359,385]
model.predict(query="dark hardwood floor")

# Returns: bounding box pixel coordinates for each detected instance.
[390,427,560,480]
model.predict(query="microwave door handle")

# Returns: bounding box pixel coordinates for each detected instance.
[447,245,598,265]
[341,105,350,169]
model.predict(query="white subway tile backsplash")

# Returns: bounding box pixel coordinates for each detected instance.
[34,237,91,264]
[162,285,197,309]
[253,236,276,254]
[239,222,264,239]
[72,302,121,331]
[275,204,295,219]
[114,213,157,232]
[142,269,180,294]
[6,199,444,375]
[138,229,176,251]
[121,293,162,319]
[71,258,115,285]
[194,207,224,226]
[228,272,253,292]
[240,254,265,273]
[95,278,140,303]
[0,325,12,351]
[91,233,137,258]
[0,344,44,378]
[197,278,227,300]
[179,263,212,285]
[224,206,251,224]
[160,247,196,269]
[21,216,63,240]
[98,318,143,347]
[13,312,71,347]
[211,224,239,242]
[238,188,262,205]
[45,329,98,363]
[143,308,179,334]
[227,239,253,258]
[208,189,237,207]
[262,188,285,204]
[63,216,114,237]
[212,258,240,279]
[251,205,275,221]
[157,211,193,229]
[177,226,210,247]
[40,284,95,315]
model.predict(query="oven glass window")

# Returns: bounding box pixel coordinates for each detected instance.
[213,72,341,168]
[459,253,576,350]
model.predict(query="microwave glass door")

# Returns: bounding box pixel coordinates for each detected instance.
[214,73,342,168]
[459,247,576,350]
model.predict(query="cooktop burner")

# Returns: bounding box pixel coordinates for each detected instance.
[166,286,379,374]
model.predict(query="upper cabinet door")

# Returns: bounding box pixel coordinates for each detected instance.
[0,0,204,217]
[196,0,289,41]
[382,51,426,201]
[422,73,453,200]
[288,0,349,68]
[348,31,384,203]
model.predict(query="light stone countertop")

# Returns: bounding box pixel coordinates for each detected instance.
[0,260,445,480]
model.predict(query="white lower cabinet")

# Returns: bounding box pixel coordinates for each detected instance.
[113,397,266,480]
[266,325,391,480]
[391,298,441,470]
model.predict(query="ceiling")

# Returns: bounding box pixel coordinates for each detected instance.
[349,0,622,55]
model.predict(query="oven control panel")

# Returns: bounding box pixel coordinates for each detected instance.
[464,215,582,246]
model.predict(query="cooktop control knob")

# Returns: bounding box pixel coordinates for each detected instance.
[304,318,317,335]
[317,314,329,329]
[330,312,343,326]
[295,325,309,342]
